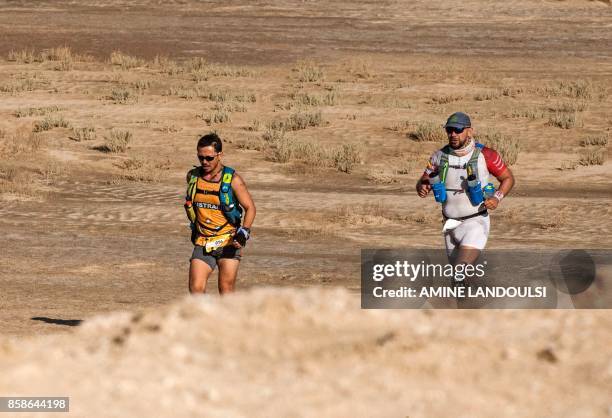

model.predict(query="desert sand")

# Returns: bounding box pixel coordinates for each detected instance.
[0,0,611,416]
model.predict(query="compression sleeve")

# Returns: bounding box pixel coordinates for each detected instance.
[481,147,507,177]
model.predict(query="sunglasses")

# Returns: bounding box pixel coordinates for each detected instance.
[445,126,467,134]
[198,154,217,162]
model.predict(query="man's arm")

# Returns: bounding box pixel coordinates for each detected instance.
[484,167,515,210]
[231,173,256,229]
[416,173,431,198]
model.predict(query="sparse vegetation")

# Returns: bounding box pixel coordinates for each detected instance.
[580,134,608,147]
[579,147,606,166]
[263,129,360,173]
[294,60,324,82]
[0,128,45,156]
[70,127,96,142]
[202,110,231,125]
[32,115,71,132]
[430,94,462,104]
[246,119,262,132]
[479,130,521,166]
[409,121,446,142]
[0,78,36,93]
[548,111,580,129]
[474,90,501,101]
[99,129,132,153]
[510,108,545,120]
[109,87,137,104]
[14,106,62,118]
[269,110,323,131]
[539,80,593,99]
[110,51,145,70]
[291,91,338,106]
[331,144,361,173]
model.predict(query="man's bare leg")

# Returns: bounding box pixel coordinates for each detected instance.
[217,258,240,294]
[453,245,481,265]
[189,259,213,294]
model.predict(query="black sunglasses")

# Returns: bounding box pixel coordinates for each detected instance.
[445,126,466,134]
[198,154,217,162]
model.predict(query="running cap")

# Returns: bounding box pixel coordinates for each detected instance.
[444,112,471,129]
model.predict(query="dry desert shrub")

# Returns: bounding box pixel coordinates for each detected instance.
[0,78,35,93]
[548,101,588,113]
[130,80,151,93]
[578,147,606,166]
[346,59,373,79]
[385,120,411,132]
[474,90,501,101]
[236,135,265,151]
[32,115,71,132]
[99,129,132,153]
[150,55,181,75]
[206,89,256,103]
[509,108,546,120]
[500,86,524,97]
[366,169,399,184]
[14,105,62,118]
[291,91,338,107]
[155,124,181,133]
[213,102,247,113]
[110,51,146,70]
[478,130,520,165]
[7,48,37,63]
[294,60,324,82]
[165,85,204,99]
[245,119,262,132]
[0,162,39,197]
[409,121,446,142]
[109,87,138,104]
[538,80,593,100]
[202,110,231,125]
[37,160,66,184]
[547,111,581,129]
[579,134,608,147]
[0,128,45,156]
[269,110,323,131]
[431,94,462,104]
[263,129,361,173]
[70,126,96,142]
[331,144,361,173]
[557,160,579,171]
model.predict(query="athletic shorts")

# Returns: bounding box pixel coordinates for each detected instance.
[443,213,490,256]
[190,245,241,271]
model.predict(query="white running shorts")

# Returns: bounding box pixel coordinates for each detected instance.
[443,214,490,256]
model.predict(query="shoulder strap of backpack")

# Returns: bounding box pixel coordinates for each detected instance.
[467,143,483,179]
[219,166,235,206]
[439,146,451,183]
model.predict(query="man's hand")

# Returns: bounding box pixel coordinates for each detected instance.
[416,180,431,198]
[484,197,499,210]
[233,227,250,248]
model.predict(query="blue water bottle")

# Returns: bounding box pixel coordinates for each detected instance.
[466,174,484,206]
[429,172,447,203]
[483,183,495,199]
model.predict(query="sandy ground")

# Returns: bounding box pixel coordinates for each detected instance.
[1,288,611,418]
[0,0,611,416]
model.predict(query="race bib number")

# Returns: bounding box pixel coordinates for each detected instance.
[205,234,231,252]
